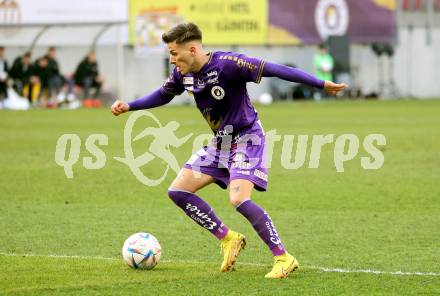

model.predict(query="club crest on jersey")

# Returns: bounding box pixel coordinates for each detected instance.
[211,86,225,100]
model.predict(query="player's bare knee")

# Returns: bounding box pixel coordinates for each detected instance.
[169,179,184,192]
[168,179,196,194]
[169,171,196,193]
[229,181,253,207]
[229,194,249,207]
[229,197,240,207]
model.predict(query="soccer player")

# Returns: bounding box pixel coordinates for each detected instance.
[111,23,346,278]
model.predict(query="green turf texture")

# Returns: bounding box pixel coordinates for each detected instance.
[1,100,439,295]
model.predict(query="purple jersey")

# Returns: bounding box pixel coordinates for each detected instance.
[161,52,265,138]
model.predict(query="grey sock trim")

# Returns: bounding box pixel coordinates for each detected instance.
[235,198,251,209]
[168,188,194,194]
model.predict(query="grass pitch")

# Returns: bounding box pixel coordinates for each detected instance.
[1,100,439,295]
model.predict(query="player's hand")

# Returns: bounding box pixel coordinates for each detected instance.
[111,100,130,116]
[323,81,348,95]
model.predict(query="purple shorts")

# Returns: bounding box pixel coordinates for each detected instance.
[184,128,268,191]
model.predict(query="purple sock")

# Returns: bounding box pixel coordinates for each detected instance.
[168,189,229,240]
[236,199,286,256]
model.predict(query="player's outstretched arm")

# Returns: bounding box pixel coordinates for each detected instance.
[110,89,175,116]
[262,62,347,95]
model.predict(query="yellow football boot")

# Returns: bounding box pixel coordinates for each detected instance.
[220,230,246,272]
[264,252,299,279]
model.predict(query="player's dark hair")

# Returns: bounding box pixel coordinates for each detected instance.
[162,22,202,44]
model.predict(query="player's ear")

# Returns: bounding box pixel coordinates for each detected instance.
[189,46,196,56]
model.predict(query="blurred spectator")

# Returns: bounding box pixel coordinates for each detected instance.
[74,51,103,106]
[33,56,50,107]
[10,52,37,102]
[314,44,334,100]
[44,46,63,104]
[41,47,75,107]
[0,46,8,100]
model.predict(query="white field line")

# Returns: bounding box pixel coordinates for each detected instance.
[0,252,439,277]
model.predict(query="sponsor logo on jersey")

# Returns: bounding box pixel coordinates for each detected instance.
[183,76,194,85]
[220,55,258,71]
[207,77,219,84]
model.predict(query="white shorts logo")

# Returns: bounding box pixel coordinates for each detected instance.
[315,0,349,40]
[233,152,245,162]
[211,86,225,100]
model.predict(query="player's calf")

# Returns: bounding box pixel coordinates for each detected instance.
[167,188,229,240]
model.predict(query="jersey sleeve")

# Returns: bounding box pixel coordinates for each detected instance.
[160,67,185,96]
[219,52,266,84]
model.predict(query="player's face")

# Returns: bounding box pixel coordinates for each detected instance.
[167,41,195,75]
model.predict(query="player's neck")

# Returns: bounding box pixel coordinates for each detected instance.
[192,52,210,73]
